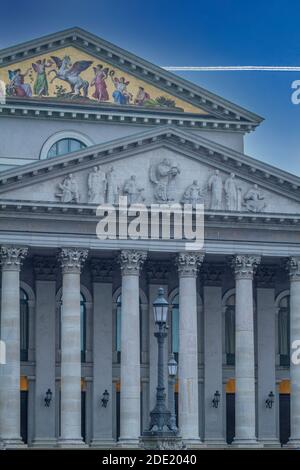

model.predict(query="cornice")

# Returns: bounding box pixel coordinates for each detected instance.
[0,99,255,132]
[0,27,263,125]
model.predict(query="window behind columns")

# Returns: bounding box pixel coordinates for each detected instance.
[20,288,29,362]
[278,295,290,367]
[225,294,235,366]
[115,294,142,364]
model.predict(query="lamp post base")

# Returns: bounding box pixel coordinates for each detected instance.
[140,434,184,450]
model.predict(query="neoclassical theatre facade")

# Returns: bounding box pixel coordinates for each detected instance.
[0,28,300,449]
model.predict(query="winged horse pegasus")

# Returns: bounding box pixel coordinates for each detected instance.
[48,55,93,97]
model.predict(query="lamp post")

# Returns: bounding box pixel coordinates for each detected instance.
[168,353,178,432]
[147,288,174,435]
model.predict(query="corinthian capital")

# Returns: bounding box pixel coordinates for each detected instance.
[287,257,300,281]
[58,248,88,274]
[119,250,147,275]
[176,252,205,277]
[231,254,261,280]
[0,246,28,271]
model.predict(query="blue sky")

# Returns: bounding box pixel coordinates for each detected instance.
[1,0,300,174]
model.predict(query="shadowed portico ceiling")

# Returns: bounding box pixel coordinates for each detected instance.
[0,27,263,127]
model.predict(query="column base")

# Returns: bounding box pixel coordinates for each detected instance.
[231,439,263,449]
[204,437,227,448]
[31,438,57,448]
[259,438,281,448]
[286,439,300,449]
[90,439,117,449]
[1,438,27,449]
[182,438,206,449]
[57,438,87,448]
[117,438,140,449]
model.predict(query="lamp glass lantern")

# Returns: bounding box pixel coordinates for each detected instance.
[153,287,169,325]
[44,388,52,407]
[168,354,178,377]
[101,389,110,407]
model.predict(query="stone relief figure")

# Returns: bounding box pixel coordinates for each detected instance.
[106,166,119,204]
[224,173,239,211]
[149,159,181,202]
[123,175,145,204]
[237,187,243,211]
[87,165,107,204]
[207,169,223,210]
[181,180,204,208]
[243,184,266,212]
[56,173,79,203]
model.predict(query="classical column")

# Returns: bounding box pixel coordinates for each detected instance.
[287,257,300,447]
[118,249,147,448]
[90,258,115,448]
[58,248,88,448]
[176,252,204,446]
[203,273,226,446]
[0,246,28,448]
[231,254,261,447]
[32,257,57,447]
[256,268,279,447]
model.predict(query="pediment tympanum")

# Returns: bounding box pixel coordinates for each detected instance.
[1,147,300,215]
[0,46,206,114]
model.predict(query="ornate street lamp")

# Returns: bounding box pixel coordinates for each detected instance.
[146,288,175,435]
[168,353,178,432]
[265,391,275,409]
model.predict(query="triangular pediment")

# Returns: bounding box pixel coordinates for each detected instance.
[0,127,299,217]
[0,28,263,123]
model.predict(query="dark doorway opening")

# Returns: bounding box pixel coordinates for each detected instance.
[279,394,290,445]
[20,391,28,444]
[81,391,86,442]
[226,393,235,444]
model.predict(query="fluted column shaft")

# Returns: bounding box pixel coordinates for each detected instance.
[0,246,27,448]
[118,250,147,447]
[58,248,88,447]
[288,257,300,446]
[176,252,204,444]
[232,254,260,446]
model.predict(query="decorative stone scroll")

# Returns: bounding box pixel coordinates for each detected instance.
[119,249,147,275]
[58,248,88,274]
[230,254,261,280]
[0,246,28,271]
[176,251,205,277]
[287,257,300,282]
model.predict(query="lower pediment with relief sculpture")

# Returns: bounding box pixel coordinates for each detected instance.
[1,145,299,216]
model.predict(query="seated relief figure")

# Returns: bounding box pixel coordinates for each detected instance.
[181,180,204,208]
[123,175,145,204]
[56,173,80,203]
[243,183,266,212]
